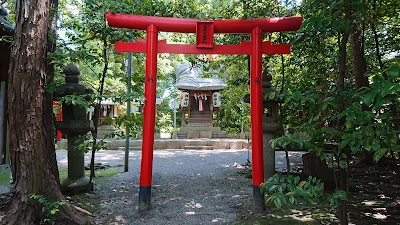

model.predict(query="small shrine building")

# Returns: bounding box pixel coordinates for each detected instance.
[175,63,227,139]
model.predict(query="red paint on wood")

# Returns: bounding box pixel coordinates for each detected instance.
[53,101,63,140]
[139,25,158,187]
[106,13,303,34]
[115,41,290,55]
[196,21,214,48]
[250,27,264,186]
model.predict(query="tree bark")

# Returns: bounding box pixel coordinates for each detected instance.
[2,0,91,224]
[338,31,350,225]
[350,25,369,90]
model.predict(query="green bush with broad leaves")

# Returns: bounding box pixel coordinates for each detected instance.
[338,66,400,162]
[261,174,346,209]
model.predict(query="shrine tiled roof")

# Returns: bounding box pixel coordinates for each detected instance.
[175,63,227,91]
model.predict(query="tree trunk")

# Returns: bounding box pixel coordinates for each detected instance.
[350,25,369,90]
[2,0,91,224]
[350,21,373,166]
[338,31,350,225]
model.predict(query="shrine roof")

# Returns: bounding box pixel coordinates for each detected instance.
[175,63,227,91]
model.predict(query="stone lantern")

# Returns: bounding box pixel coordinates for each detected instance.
[261,70,283,181]
[55,64,94,194]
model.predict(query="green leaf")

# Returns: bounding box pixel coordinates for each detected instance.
[389,65,399,78]
[373,148,388,162]
[293,176,300,185]
[268,185,278,192]
[303,181,310,189]
[363,90,378,105]
[339,160,348,169]
[38,197,46,204]
[273,197,282,208]
[372,140,380,151]
[50,208,59,215]
[350,142,361,153]
[327,160,333,168]
[392,145,400,153]
[339,138,351,150]
[381,84,396,97]
[322,102,328,111]
[373,95,384,110]
[288,195,295,204]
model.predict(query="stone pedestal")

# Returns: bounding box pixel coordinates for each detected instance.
[263,133,276,181]
[67,135,84,179]
[61,176,92,194]
[261,71,282,182]
[262,121,282,181]
[57,122,94,194]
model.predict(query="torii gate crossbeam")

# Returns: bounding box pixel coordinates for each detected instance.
[105,13,302,211]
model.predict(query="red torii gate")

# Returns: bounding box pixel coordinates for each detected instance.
[105,13,302,211]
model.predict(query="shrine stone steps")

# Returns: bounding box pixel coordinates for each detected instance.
[212,131,229,138]
[180,126,221,132]
[188,110,212,124]
[188,118,212,124]
[117,146,142,151]
[183,145,214,150]
[187,122,213,127]
[57,138,250,150]
[190,110,212,116]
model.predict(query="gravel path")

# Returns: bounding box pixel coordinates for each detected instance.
[56,149,304,225]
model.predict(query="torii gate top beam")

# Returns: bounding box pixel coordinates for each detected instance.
[106,13,303,34]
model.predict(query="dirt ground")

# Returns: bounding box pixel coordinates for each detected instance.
[0,152,399,225]
[237,157,400,225]
[347,159,400,225]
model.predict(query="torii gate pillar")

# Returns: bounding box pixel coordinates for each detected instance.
[138,24,158,210]
[250,26,265,211]
[106,13,303,211]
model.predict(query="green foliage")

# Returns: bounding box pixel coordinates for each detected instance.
[261,174,346,209]
[58,94,91,109]
[113,113,144,139]
[73,135,90,153]
[30,194,65,225]
[74,134,108,153]
[337,65,400,161]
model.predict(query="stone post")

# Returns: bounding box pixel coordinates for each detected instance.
[55,64,94,194]
[261,70,282,181]
[67,135,85,179]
